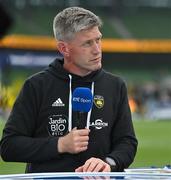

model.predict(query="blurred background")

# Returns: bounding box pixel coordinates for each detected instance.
[0,0,171,174]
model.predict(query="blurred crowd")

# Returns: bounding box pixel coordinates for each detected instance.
[129,77,171,120]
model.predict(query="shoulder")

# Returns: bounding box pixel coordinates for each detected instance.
[28,70,48,82]
[25,69,51,86]
[101,70,129,96]
[102,70,126,86]
[21,70,50,93]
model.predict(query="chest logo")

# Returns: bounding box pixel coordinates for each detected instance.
[90,119,108,130]
[52,98,65,107]
[48,114,68,136]
[94,95,104,108]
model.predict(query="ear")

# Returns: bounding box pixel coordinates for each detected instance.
[57,41,69,57]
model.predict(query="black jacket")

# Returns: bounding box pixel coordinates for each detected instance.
[0,59,138,173]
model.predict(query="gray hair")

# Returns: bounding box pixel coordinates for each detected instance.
[53,7,102,41]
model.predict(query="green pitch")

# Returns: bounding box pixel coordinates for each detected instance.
[131,120,171,168]
[0,117,171,174]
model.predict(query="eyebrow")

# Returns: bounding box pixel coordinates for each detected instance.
[86,34,102,42]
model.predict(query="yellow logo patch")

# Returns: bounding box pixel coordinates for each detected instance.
[94,95,104,108]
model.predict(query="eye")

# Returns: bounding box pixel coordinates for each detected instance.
[83,40,93,47]
[96,37,101,43]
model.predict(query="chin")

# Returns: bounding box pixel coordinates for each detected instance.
[92,64,102,71]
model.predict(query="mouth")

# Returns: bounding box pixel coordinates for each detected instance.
[91,57,101,62]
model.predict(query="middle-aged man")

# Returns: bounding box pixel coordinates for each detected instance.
[0,7,138,173]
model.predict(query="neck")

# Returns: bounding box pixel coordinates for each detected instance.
[63,62,91,77]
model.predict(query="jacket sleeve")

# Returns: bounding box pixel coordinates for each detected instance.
[107,80,138,171]
[0,79,60,163]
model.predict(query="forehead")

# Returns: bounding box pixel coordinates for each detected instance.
[73,26,102,42]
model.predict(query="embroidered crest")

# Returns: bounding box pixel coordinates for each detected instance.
[94,95,104,108]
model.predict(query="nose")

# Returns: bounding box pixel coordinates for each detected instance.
[92,41,101,54]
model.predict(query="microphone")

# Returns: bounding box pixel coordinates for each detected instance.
[72,87,93,129]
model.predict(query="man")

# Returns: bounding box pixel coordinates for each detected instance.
[0,7,138,173]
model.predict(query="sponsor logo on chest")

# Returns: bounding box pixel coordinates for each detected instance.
[90,119,108,130]
[52,98,65,107]
[48,114,68,136]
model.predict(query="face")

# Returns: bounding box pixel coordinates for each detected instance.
[60,26,102,76]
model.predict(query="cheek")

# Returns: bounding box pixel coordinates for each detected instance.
[75,49,89,57]
[70,48,81,55]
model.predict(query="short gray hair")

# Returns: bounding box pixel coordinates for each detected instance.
[53,7,102,41]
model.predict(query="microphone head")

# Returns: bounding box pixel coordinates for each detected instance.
[72,87,93,112]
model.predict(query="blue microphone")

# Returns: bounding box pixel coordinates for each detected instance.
[72,87,93,129]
